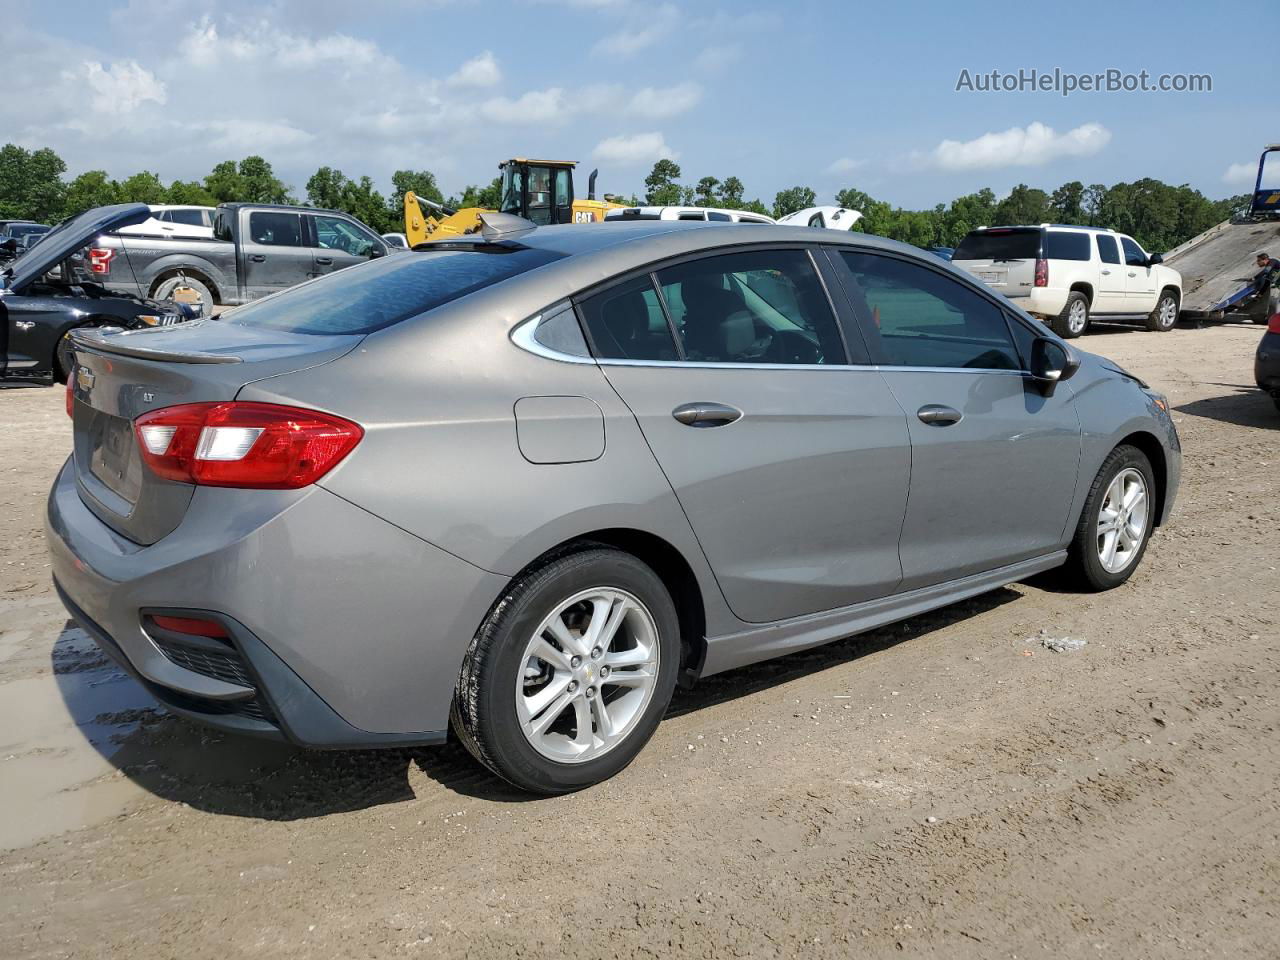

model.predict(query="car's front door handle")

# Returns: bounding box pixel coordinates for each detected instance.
[672,402,743,427]
[1100,269,1111,275]
[917,404,962,426]
[315,257,333,265]
[1127,271,1137,277]
[249,254,266,262]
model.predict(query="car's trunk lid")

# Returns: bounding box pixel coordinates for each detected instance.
[67,321,362,545]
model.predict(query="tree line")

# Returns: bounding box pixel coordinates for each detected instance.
[641,159,1248,254]
[0,143,1248,254]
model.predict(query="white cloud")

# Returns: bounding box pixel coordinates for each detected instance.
[628,82,701,119]
[826,157,864,175]
[447,50,501,88]
[592,131,676,166]
[1223,161,1257,186]
[693,44,740,73]
[592,3,678,57]
[923,121,1111,171]
[480,88,566,125]
[194,119,316,151]
[78,60,166,114]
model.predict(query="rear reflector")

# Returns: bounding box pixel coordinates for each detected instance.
[1269,312,1280,334]
[1034,258,1049,287]
[134,401,363,489]
[150,614,229,639]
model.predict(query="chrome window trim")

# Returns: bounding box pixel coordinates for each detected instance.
[591,357,1030,376]
[509,311,596,365]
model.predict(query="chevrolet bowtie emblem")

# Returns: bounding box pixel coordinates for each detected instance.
[76,367,95,391]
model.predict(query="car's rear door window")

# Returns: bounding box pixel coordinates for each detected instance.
[224,246,565,335]
[655,249,845,364]
[839,251,1021,370]
[249,212,303,247]
[1097,234,1121,263]
[577,275,679,361]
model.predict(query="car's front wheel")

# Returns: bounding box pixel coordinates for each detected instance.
[1146,289,1180,332]
[451,548,680,794]
[1064,445,1156,591]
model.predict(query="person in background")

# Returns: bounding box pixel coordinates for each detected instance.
[1254,251,1280,292]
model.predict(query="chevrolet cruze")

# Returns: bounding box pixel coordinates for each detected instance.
[48,216,1180,793]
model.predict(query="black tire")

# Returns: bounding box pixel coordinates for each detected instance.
[1051,291,1090,339]
[1063,445,1156,591]
[1145,289,1180,332]
[1273,396,1280,412]
[451,548,681,794]
[54,330,78,383]
[151,275,215,316]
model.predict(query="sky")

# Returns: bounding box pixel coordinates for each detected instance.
[2,0,1274,209]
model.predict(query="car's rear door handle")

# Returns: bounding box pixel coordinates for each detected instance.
[249,254,266,262]
[917,404,962,426]
[1100,269,1111,275]
[672,402,743,427]
[315,257,333,265]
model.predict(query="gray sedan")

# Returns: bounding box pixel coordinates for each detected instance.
[48,217,1181,793]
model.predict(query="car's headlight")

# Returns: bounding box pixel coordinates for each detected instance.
[137,314,182,327]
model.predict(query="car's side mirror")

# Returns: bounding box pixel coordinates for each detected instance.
[1029,337,1080,396]
[1147,252,1164,266]
[367,244,385,259]
[0,238,16,253]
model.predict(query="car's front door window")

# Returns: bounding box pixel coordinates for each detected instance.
[1121,236,1148,267]
[838,251,1021,370]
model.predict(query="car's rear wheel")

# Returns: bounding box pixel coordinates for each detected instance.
[54,331,77,384]
[151,275,215,317]
[451,548,680,794]
[1064,445,1156,591]
[1146,289,1179,332]
[1052,291,1090,339]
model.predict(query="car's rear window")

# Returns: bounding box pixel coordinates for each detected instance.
[223,246,564,335]
[1043,231,1091,261]
[954,228,1041,261]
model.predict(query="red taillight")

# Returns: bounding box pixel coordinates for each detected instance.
[134,402,363,489]
[150,615,228,638]
[87,247,114,275]
[1268,312,1280,334]
[66,379,74,417]
[1034,258,1049,287]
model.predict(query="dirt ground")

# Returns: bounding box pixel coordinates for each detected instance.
[1,322,1276,959]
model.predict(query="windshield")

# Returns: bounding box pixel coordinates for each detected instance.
[954,228,1041,261]
[221,245,565,335]
[8,224,49,238]
[499,166,523,215]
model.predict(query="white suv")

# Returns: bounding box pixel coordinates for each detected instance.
[953,224,1182,338]
[604,206,776,225]
[115,205,215,240]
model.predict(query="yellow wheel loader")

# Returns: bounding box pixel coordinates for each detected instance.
[403,158,625,247]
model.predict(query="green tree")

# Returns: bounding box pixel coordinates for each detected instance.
[0,144,67,221]
[694,176,720,206]
[62,170,120,217]
[306,166,348,210]
[993,184,1050,227]
[720,176,745,208]
[389,168,445,225]
[772,185,816,219]
[453,176,503,210]
[205,156,292,205]
[116,171,166,205]
[165,179,216,206]
[1049,181,1085,224]
[644,159,683,206]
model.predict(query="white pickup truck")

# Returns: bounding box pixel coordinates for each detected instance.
[953,224,1182,338]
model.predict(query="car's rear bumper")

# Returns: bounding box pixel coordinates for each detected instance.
[46,458,506,747]
[1006,289,1067,318]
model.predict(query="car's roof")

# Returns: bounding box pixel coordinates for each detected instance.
[970,223,1119,234]
[427,220,923,285]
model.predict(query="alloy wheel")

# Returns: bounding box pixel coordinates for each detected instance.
[1068,299,1088,334]
[1158,295,1178,329]
[515,588,660,764]
[1096,467,1149,573]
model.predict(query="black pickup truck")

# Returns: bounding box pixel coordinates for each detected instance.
[82,202,395,315]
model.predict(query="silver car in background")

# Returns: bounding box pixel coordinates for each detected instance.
[48,217,1180,793]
